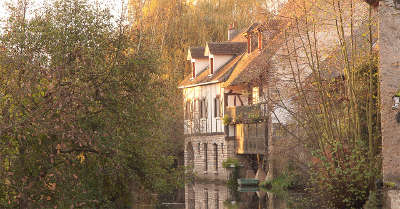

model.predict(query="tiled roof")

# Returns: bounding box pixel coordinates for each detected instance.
[223,21,286,87]
[188,47,208,60]
[205,42,247,55]
[178,55,244,88]
[244,22,261,34]
[179,2,295,89]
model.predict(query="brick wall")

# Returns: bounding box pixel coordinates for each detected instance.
[379,0,400,185]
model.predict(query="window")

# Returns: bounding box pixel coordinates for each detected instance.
[204,143,208,171]
[210,58,214,74]
[185,100,191,120]
[215,190,219,209]
[200,98,208,118]
[194,99,198,113]
[198,143,201,154]
[192,62,196,78]
[252,87,259,104]
[214,144,218,171]
[214,96,222,117]
[204,188,209,209]
[247,35,252,53]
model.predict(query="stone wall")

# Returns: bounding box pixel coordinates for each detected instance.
[379,1,400,208]
[184,134,236,180]
[379,0,400,186]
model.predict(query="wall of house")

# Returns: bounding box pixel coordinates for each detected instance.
[211,54,233,74]
[194,58,209,76]
[184,135,236,180]
[379,1,400,208]
[183,83,225,134]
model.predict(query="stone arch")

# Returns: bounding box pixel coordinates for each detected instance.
[213,143,218,171]
[204,143,208,171]
[187,183,195,209]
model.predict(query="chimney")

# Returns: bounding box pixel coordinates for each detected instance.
[228,24,238,41]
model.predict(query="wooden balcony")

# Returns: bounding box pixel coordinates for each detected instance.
[225,103,267,124]
[235,122,267,154]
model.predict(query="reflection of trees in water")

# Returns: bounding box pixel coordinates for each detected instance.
[238,192,263,209]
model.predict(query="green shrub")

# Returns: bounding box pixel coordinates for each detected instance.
[222,158,240,168]
[223,158,240,190]
[223,115,232,126]
[260,172,295,192]
[363,191,382,209]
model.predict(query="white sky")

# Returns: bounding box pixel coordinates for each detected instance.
[0,0,127,30]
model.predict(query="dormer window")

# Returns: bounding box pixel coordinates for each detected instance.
[192,61,196,78]
[187,47,208,79]
[210,57,214,75]
[247,34,252,53]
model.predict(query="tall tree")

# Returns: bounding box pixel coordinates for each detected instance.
[0,0,183,208]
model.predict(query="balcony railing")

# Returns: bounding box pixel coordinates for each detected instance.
[225,103,268,124]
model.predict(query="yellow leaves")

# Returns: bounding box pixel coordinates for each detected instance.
[56,144,61,154]
[77,152,85,163]
[142,0,158,17]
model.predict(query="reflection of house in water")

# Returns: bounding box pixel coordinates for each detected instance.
[185,182,227,209]
[185,182,288,209]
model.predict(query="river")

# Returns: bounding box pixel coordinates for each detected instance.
[135,180,315,209]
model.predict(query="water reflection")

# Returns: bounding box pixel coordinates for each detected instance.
[185,181,287,209]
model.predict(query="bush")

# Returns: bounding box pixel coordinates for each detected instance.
[260,172,295,191]
[223,115,232,126]
[222,158,240,168]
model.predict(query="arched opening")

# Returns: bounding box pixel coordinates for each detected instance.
[204,143,208,172]
[187,183,195,209]
[186,142,194,171]
[215,190,219,209]
[204,188,209,209]
[213,144,218,172]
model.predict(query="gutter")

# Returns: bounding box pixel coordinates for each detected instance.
[178,80,220,89]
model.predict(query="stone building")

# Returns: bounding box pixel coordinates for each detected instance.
[377,0,400,208]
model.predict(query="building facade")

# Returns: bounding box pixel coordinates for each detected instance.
[378,0,400,208]
[180,24,273,181]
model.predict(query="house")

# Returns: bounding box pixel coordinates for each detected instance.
[180,0,374,183]
[179,21,284,180]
